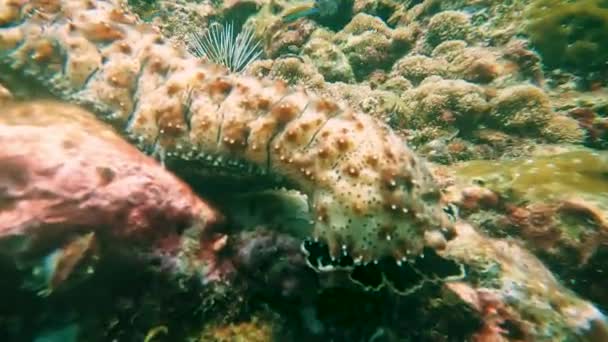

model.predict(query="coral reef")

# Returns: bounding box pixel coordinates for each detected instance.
[445,146,608,310]
[247,57,326,89]
[390,54,449,85]
[1,0,608,340]
[432,40,501,84]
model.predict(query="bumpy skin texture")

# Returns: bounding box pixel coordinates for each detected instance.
[0,0,451,263]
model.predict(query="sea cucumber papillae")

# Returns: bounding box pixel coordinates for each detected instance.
[0,0,453,264]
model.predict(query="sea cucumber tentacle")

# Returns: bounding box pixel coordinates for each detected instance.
[0,0,452,262]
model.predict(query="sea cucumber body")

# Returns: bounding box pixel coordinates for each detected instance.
[0,0,451,262]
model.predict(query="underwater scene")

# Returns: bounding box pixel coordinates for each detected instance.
[0,0,607,341]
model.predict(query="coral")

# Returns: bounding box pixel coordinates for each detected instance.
[325,82,405,126]
[425,11,472,47]
[451,146,608,204]
[352,0,402,21]
[541,115,586,145]
[488,84,554,135]
[524,0,608,73]
[302,32,355,83]
[568,107,608,149]
[390,54,449,84]
[334,13,414,80]
[378,75,413,93]
[502,39,544,85]
[128,0,216,42]
[432,40,501,83]
[398,77,489,132]
[262,18,317,58]
[0,0,453,265]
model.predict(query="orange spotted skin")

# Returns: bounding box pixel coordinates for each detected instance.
[0,0,452,263]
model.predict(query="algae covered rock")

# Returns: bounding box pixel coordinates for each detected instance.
[448,147,608,312]
[524,0,608,73]
[452,146,608,203]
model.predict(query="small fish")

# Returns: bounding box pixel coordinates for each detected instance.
[281,0,338,22]
[23,232,97,296]
[281,2,318,22]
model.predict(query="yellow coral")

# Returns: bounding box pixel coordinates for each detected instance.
[452,147,608,203]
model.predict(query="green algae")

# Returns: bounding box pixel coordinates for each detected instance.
[453,148,608,203]
[525,0,608,73]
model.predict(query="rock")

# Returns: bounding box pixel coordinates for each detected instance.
[0,101,222,292]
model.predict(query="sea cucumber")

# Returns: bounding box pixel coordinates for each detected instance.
[0,0,452,264]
